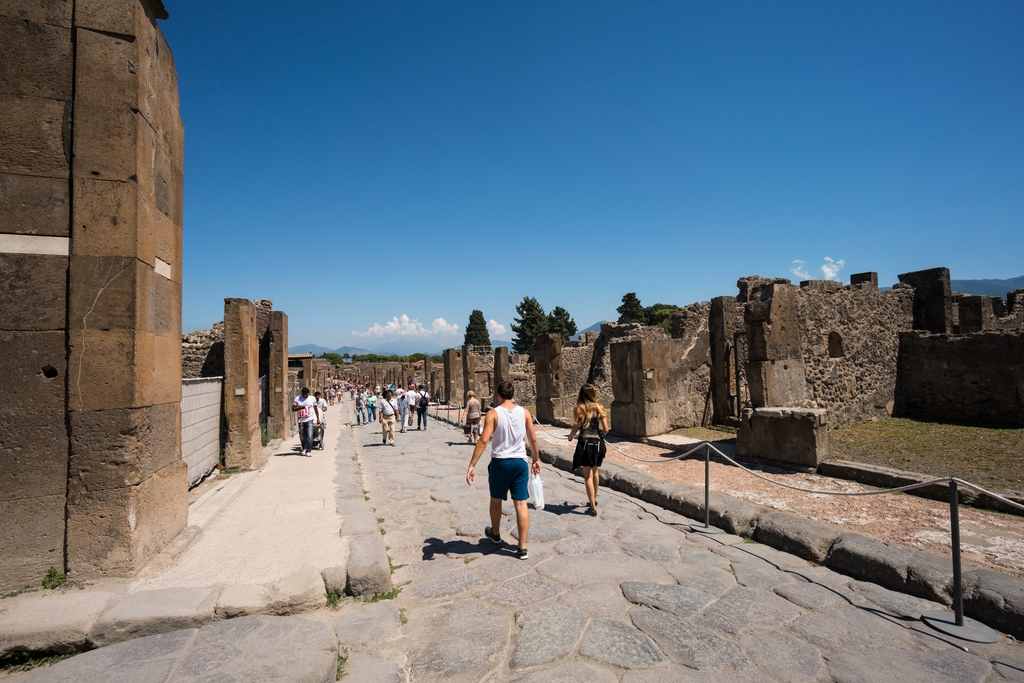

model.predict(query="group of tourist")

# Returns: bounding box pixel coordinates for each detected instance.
[291,386,330,456]
[350,382,431,446]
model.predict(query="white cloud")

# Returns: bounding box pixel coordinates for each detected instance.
[488,319,509,340]
[352,314,460,339]
[821,257,846,281]
[790,259,811,279]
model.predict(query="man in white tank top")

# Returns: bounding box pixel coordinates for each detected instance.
[466,380,541,559]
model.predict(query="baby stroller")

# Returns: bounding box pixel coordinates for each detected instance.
[312,422,325,451]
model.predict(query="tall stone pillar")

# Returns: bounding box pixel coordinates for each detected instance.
[493,347,510,404]
[222,299,261,469]
[443,348,463,403]
[462,345,477,400]
[898,267,952,333]
[267,311,289,438]
[61,0,187,581]
[534,333,564,423]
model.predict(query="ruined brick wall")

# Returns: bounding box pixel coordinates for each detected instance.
[510,354,536,407]
[587,323,668,410]
[561,342,595,406]
[897,330,1024,426]
[670,301,713,427]
[795,285,914,427]
[181,321,223,378]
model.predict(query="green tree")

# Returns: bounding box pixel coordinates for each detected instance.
[321,352,345,365]
[644,303,679,335]
[511,297,548,354]
[546,306,578,343]
[616,292,645,324]
[464,309,491,347]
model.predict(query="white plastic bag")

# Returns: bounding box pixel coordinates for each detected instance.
[529,473,545,510]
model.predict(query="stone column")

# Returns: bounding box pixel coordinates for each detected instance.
[267,311,289,438]
[462,345,477,400]
[62,0,187,581]
[898,267,952,333]
[493,347,510,404]
[443,348,463,403]
[222,299,261,469]
[534,333,563,423]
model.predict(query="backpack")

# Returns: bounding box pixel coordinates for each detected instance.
[418,393,429,409]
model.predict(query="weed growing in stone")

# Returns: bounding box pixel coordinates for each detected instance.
[41,567,66,590]
[398,608,407,625]
[742,537,759,544]
[336,646,348,680]
[363,583,407,603]
[364,495,370,501]
[1,651,74,672]
[326,590,341,607]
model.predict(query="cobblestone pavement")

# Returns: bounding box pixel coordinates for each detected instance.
[334,408,1024,683]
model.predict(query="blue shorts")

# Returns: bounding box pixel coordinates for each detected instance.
[488,458,530,501]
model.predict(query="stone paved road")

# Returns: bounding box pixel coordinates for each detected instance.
[330,407,1024,683]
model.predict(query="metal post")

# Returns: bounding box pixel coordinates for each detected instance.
[690,444,723,534]
[922,478,999,643]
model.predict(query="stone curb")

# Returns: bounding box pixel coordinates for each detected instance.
[339,426,394,598]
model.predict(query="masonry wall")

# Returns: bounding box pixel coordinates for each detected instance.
[796,284,915,426]
[897,330,1024,426]
[1,0,186,589]
[561,342,595,406]
[510,354,536,408]
[587,323,669,412]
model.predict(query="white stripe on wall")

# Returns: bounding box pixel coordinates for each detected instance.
[155,257,172,280]
[0,234,70,256]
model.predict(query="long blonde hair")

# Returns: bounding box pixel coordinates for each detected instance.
[574,384,603,428]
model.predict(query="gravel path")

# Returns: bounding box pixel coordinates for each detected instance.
[329,406,1024,682]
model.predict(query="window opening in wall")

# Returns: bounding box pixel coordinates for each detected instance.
[828,331,845,358]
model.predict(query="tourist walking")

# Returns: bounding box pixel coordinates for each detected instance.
[367,391,378,421]
[378,389,399,446]
[463,391,482,443]
[291,387,318,456]
[566,383,610,516]
[397,388,411,433]
[466,380,541,560]
[353,389,367,425]
[416,384,429,430]
[315,391,328,450]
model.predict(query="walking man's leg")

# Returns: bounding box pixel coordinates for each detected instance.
[513,498,530,549]
[489,497,502,537]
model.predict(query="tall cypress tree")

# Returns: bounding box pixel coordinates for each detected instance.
[511,297,548,354]
[546,306,578,343]
[616,292,645,324]
[464,310,491,347]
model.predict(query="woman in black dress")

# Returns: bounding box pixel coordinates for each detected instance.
[567,384,610,516]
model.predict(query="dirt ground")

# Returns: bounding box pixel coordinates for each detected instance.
[533,423,1024,581]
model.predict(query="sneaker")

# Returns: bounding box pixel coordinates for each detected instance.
[585,507,598,517]
[515,547,529,560]
[484,526,501,544]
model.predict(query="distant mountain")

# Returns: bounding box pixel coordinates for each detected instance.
[951,276,1024,298]
[372,338,447,356]
[492,340,512,348]
[289,344,335,355]
[575,321,608,339]
[334,346,372,356]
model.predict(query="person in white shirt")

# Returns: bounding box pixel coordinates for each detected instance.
[291,387,319,456]
[378,389,399,446]
[396,388,411,433]
[466,380,541,560]
[314,391,328,449]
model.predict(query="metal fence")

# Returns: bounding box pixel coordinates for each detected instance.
[181,377,223,486]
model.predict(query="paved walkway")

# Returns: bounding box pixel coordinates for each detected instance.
[326,405,1024,683]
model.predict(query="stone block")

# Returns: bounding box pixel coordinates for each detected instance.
[321,565,347,596]
[850,271,878,290]
[0,0,73,27]
[0,16,72,100]
[905,550,953,604]
[333,602,402,654]
[898,267,952,333]
[67,328,144,412]
[264,566,326,615]
[824,532,911,591]
[0,590,114,656]
[0,493,66,593]
[71,100,141,182]
[747,320,802,361]
[68,255,150,332]
[215,584,272,619]
[223,298,261,469]
[153,333,181,402]
[89,586,218,647]
[345,534,394,598]
[71,177,150,264]
[0,254,68,331]
[0,172,69,236]
[737,407,831,467]
[0,93,69,179]
[69,402,180,491]
[753,511,839,563]
[708,493,760,536]
[0,330,65,410]
[745,360,807,407]
[0,419,68,501]
[964,569,1024,640]
[66,459,187,579]
[75,0,149,37]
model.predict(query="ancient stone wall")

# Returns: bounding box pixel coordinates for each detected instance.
[587,322,668,411]
[796,283,914,427]
[1,0,186,589]
[561,342,595,406]
[510,354,536,408]
[181,321,223,378]
[897,330,1024,426]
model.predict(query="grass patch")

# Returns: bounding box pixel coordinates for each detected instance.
[261,426,270,447]
[379,528,386,535]
[218,466,245,479]
[336,647,348,680]
[670,425,738,443]
[388,557,406,575]
[377,517,384,524]
[326,590,341,608]
[742,537,759,544]
[364,495,370,501]
[399,608,407,625]
[834,418,1024,492]
[1,651,75,672]
[41,567,66,590]
[2,586,38,600]
[362,583,406,603]
[464,557,477,564]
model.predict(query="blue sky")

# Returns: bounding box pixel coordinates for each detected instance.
[162,1,1024,350]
